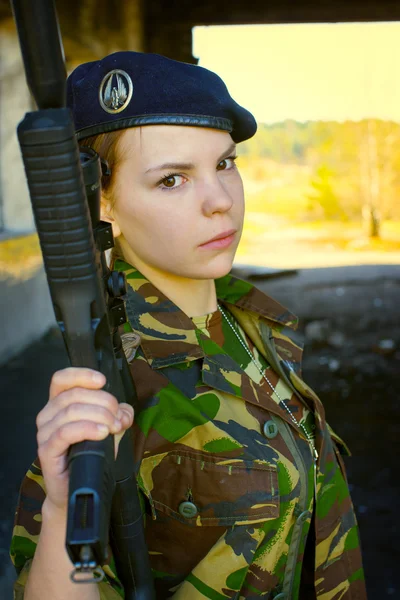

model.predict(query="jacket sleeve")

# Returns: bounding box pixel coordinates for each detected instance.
[9,458,125,599]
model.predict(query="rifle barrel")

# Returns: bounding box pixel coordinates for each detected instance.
[11,0,66,109]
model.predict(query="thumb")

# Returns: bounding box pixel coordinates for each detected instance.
[114,404,134,459]
[114,429,127,459]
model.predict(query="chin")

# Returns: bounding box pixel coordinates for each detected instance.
[192,254,235,280]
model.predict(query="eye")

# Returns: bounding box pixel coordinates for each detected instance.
[159,174,187,190]
[217,156,237,171]
[163,175,177,188]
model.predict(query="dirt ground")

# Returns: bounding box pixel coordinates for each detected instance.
[0,263,399,599]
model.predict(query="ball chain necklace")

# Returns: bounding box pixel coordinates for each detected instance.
[218,303,319,491]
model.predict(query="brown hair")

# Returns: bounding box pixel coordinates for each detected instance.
[80,130,126,269]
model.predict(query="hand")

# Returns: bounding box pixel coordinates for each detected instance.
[36,367,134,513]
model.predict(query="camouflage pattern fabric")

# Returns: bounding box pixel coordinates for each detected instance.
[10,260,367,599]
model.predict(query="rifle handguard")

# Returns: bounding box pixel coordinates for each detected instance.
[17,108,116,571]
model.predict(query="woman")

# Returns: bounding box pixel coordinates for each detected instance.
[10,51,367,599]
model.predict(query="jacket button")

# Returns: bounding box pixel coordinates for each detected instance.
[263,420,279,439]
[178,501,198,519]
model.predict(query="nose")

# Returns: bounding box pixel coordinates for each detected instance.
[200,174,234,217]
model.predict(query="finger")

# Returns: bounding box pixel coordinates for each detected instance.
[37,387,119,429]
[49,368,106,402]
[116,404,134,427]
[114,404,134,459]
[38,420,111,463]
[37,402,123,446]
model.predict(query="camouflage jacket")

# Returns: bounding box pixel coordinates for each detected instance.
[11,260,367,599]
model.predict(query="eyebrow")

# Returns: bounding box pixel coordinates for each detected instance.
[145,141,237,174]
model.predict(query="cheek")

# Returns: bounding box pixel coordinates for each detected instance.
[228,176,245,215]
[235,173,245,197]
[225,171,244,197]
[117,194,191,248]
[151,211,197,256]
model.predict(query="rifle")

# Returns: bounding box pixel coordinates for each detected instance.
[10,1,155,598]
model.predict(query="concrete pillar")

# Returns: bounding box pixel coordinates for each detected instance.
[145,23,197,64]
[0,0,146,364]
[0,23,55,365]
[0,20,34,233]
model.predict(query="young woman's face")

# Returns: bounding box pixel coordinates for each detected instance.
[106,125,245,281]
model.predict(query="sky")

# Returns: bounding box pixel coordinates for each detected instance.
[192,22,400,124]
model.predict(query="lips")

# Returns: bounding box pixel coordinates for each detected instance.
[200,229,237,246]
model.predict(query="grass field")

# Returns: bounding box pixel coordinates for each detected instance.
[1,215,399,279]
[236,160,400,267]
[237,217,400,268]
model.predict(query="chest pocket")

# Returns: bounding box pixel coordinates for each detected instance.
[139,450,280,527]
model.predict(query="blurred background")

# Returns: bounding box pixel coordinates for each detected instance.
[1,0,399,597]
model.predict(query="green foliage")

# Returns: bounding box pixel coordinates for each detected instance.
[307,165,348,220]
[238,118,400,222]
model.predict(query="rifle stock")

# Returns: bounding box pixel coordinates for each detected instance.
[11,1,155,597]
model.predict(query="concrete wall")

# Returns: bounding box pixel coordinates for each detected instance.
[0,3,145,364]
[0,265,54,365]
[0,22,55,365]
[0,23,34,232]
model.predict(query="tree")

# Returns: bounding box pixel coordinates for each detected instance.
[359,120,381,238]
[306,165,347,221]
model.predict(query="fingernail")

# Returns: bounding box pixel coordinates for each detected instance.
[113,419,122,431]
[92,372,105,384]
[97,424,109,435]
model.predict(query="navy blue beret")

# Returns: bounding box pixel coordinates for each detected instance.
[66,51,257,143]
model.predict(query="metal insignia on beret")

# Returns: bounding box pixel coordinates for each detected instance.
[99,69,133,114]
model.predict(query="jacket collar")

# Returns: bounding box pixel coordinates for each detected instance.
[119,260,312,435]
[117,260,298,370]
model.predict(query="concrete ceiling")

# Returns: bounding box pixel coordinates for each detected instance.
[143,0,400,62]
[2,0,400,24]
[144,0,400,25]
[2,0,400,64]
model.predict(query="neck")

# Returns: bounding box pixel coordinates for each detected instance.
[123,257,218,318]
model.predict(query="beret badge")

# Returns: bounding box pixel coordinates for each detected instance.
[99,69,133,114]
